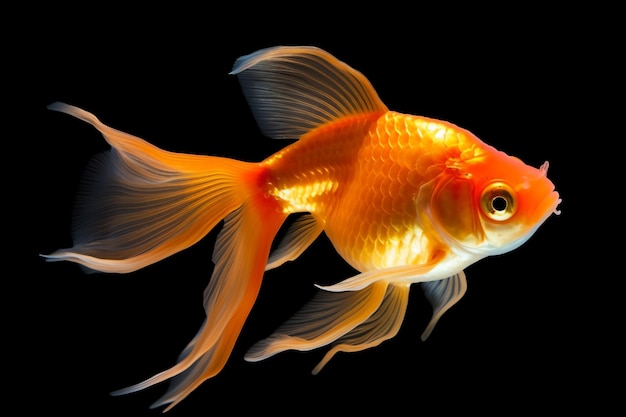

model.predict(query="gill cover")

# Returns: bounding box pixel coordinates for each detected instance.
[423,171,484,247]
[421,169,524,250]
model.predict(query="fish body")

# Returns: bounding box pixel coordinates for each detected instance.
[265,111,460,272]
[45,46,560,411]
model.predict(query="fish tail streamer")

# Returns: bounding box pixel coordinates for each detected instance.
[44,102,287,411]
[114,200,285,411]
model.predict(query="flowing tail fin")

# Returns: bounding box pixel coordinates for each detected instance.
[44,103,287,411]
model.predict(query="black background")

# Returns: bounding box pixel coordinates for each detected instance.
[11,5,616,416]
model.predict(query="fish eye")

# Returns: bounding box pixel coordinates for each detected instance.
[480,182,516,221]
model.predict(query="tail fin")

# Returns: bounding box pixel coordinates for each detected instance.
[113,200,285,411]
[44,102,264,273]
[45,103,287,410]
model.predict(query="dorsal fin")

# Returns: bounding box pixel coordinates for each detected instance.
[230,46,388,140]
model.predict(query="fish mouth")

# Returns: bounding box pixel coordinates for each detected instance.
[532,161,561,222]
[534,189,562,224]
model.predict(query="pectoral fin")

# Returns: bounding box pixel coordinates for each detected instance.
[317,250,446,292]
[421,271,467,340]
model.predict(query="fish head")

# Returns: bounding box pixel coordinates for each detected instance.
[423,149,561,256]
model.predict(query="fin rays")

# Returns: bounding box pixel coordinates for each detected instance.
[312,283,410,374]
[265,214,324,270]
[112,201,287,410]
[245,281,389,363]
[230,46,388,140]
[244,281,414,375]
[45,102,288,410]
[421,272,468,340]
[43,103,253,273]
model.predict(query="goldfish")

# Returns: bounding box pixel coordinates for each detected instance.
[44,45,561,411]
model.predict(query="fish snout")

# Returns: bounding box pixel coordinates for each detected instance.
[533,189,561,226]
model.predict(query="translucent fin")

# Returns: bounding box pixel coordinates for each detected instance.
[312,283,410,374]
[420,271,467,340]
[317,251,446,292]
[46,103,291,411]
[245,281,388,362]
[43,102,256,273]
[112,201,287,411]
[230,45,388,140]
[265,214,324,270]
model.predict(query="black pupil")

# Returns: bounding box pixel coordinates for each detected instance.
[491,196,508,212]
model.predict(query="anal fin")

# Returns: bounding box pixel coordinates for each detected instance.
[266,214,324,270]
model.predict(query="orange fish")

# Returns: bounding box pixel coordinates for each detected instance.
[44,46,561,411]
